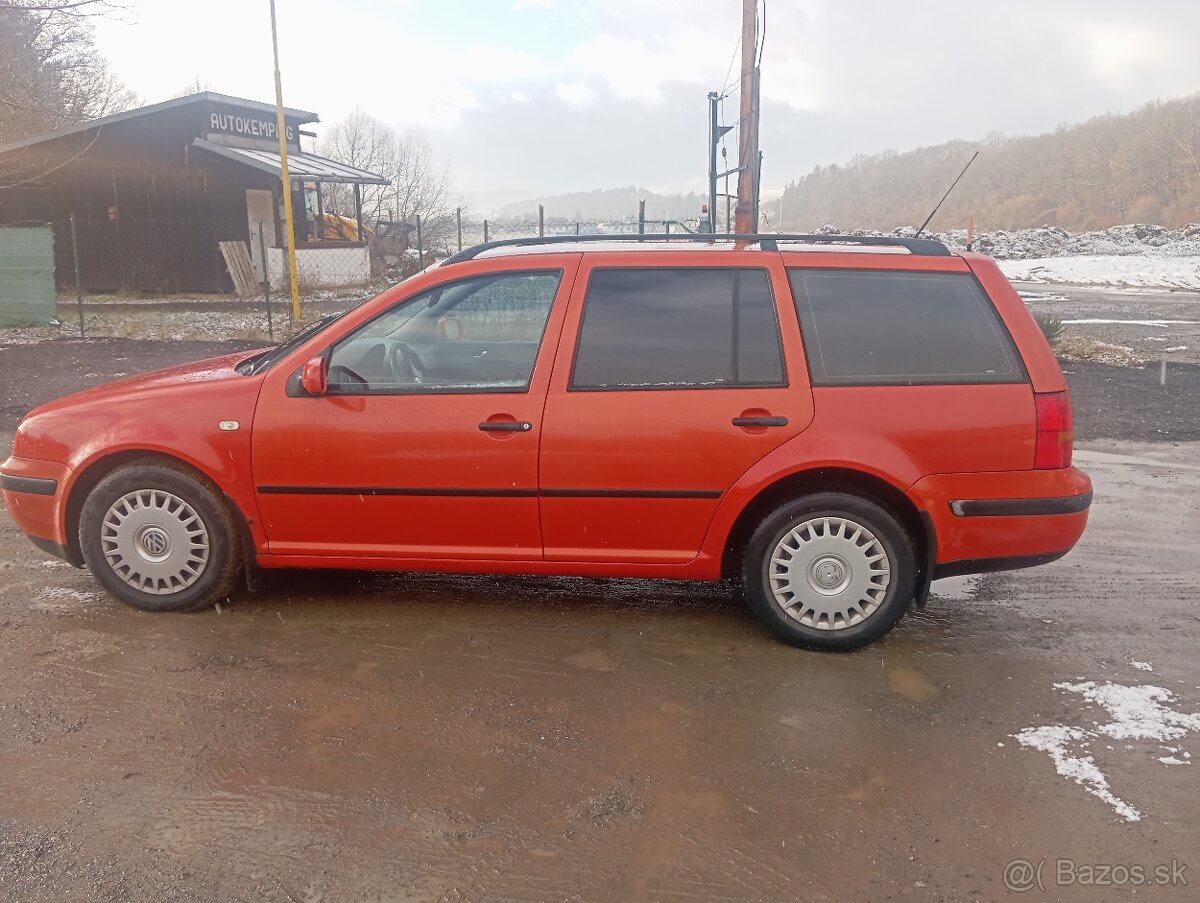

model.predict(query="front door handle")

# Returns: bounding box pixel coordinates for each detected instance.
[732,415,788,427]
[478,420,533,432]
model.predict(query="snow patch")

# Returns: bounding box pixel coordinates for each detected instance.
[1131,660,1154,672]
[1060,319,1200,328]
[38,587,99,603]
[1014,677,1200,822]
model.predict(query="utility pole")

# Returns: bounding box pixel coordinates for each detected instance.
[707,92,719,233]
[269,0,301,320]
[707,91,735,234]
[733,0,760,235]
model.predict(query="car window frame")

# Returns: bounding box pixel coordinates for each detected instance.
[320,267,566,397]
[787,266,1030,387]
[567,265,789,392]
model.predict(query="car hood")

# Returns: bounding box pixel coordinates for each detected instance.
[12,349,271,466]
[24,349,269,419]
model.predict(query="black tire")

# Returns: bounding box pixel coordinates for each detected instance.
[742,492,916,651]
[79,458,243,612]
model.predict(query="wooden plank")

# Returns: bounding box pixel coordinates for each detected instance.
[219,240,258,297]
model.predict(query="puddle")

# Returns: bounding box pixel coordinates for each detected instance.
[562,648,619,672]
[887,666,942,704]
[930,574,979,601]
[841,771,889,803]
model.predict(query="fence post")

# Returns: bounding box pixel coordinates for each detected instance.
[69,213,84,338]
[484,219,489,243]
[665,221,671,235]
[456,206,462,251]
[538,204,544,238]
[258,221,274,342]
[638,199,645,234]
[416,215,424,268]
[575,221,580,236]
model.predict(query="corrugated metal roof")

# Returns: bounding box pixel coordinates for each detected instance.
[192,138,390,185]
[0,92,318,157]
[0,225,56,326]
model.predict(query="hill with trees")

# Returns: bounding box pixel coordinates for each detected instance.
[781,94,1200,232]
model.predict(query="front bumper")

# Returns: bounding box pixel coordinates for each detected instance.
[0,455,74,561]
[908,466,1092,576]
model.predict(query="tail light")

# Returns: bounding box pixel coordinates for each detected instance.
[1034,391,1073,469]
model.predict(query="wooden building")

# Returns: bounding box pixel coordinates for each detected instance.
[0,92,388,294]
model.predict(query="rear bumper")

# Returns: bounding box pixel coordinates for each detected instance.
[1,455,73,560]
[909,466,1092,577]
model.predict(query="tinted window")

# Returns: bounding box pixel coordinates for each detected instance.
[571,268,785,389]
[326,271,560,393]
[789,269,1025,385]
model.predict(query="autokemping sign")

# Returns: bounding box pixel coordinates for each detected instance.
[203,103,305,152]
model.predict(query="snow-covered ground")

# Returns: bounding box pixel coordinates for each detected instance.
[811,223,1200,291]
[1000,255,1200,290]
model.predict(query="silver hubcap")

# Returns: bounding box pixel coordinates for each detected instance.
[101,489,210,595]
[768,516,891,630]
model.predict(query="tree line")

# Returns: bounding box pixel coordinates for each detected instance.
[780,94,1200,232]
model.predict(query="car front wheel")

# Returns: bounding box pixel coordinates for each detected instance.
[79,459,243,612]
[742,492,916,651]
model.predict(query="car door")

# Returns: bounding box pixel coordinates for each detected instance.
[251,257,579,560]
[538,252,814,564]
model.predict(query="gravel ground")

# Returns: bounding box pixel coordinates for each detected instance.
[2,298,1199,901]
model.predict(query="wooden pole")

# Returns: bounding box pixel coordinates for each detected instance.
[733,0,758,234]
[269,0,301,319]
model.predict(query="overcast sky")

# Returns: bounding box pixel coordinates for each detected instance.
[92,0,1200,212]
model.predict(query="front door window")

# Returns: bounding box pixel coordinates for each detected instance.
[326,271,562,393]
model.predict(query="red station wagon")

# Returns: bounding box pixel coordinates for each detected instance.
[1,234,1092,650]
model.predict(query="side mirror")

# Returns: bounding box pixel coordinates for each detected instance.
[300,355,328,396]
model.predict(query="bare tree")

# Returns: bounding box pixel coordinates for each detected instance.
[0,0,136,146]
[319,109,455,249]
[171,76,212,99]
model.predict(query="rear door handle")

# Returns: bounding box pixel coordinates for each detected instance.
[732,416,788,427]
[478,420,533,432]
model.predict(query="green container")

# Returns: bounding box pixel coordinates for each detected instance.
[0,225,56,326]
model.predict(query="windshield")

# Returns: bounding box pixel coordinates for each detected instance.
[245,298,372,376]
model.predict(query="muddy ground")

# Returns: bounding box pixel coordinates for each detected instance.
[1017,282,1200,367]
[1,334,1199,901]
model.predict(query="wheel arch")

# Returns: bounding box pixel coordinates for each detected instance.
[63,449,257,573]
[718,466,932,586]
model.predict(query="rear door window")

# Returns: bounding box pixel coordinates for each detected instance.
[788,269,1025,385]
[570,267,785,389]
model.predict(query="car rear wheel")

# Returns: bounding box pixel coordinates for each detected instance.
[742,492,916,651]
[79,459,243,612]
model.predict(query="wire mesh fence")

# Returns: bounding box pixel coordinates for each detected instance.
[31,203,708,319]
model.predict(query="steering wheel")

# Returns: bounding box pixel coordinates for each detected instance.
[386,341,426,385]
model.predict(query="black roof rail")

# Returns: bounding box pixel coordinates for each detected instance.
[441,232,952,264]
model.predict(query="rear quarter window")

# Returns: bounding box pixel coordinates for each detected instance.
[788,269,1026,385]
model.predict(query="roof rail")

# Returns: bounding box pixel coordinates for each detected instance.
[441,232,952,264]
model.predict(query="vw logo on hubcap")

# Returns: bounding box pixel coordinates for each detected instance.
[136,525,171,560]
[808,555,851,594]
